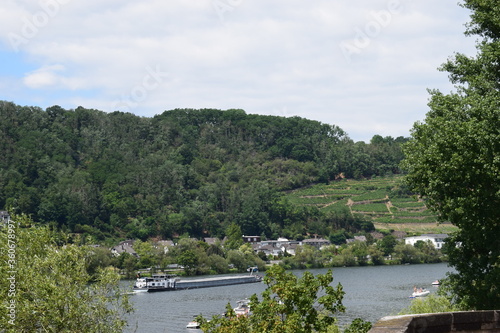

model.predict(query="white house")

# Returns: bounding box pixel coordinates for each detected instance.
[405,234,448,249]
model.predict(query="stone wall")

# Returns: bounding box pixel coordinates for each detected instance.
[369,310,500,333]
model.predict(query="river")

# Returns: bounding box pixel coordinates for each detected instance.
[124,262,453,333]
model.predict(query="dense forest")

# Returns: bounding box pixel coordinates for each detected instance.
[0,101,407,242]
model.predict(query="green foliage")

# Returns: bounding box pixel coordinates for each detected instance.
[329,230,347,245]
[0,214,131,332]
[224,222,243,250]
[199,265,372,333]
[113,252,139,279]
[379,235,397,256]
[0,102,407,241]
[178,250,199,275]
[401,0,500,310]
[398,294,461,315]
[342,318,373,333]
[85,246,113,279]
[393,243,422,264]
[161,237,256,276]
[278,236,444,269]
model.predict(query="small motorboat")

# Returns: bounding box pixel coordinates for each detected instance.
[187,315,207,329]
[410,289,430,298]
[233,299,251,317]
[186,319,201,329]
[432,280,440,286]
[247,266,258,273]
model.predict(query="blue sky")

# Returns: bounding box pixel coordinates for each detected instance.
[0,0,476,142]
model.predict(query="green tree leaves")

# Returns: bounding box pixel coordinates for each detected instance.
[0,103,407,240]
[0,215,131,332]
[224,222,243,250]
[402,0,500,310]
[199,265,371,333]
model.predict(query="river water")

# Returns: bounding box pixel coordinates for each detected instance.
[124,262,453,333]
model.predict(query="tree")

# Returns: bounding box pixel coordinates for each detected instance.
[350,241,369,266]
[292,244,318,269]
[86,245,113,279]
[368,244,385,265]
[133,239,160,269]
[398,294,460,316]
[199,265,371,333]
[379,235,397,256]
[224,222,243,250]
[414,240,441,263]
[329,230,347,245]
[178,250,199,276]
[1,101,407,241]
[0,215,132,332]
[401,0,500,310]
[394,243,422,265]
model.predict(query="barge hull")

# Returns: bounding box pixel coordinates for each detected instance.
[147,287,176,292]
[175,275,261,290]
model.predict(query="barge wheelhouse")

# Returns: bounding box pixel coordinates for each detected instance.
[133,274,177,292]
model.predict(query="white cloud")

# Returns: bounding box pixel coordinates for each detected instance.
[22,64,88,90]
[0,0,478,141]
[23,64,65,88]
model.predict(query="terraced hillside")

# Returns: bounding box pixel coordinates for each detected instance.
[285,176,458,233]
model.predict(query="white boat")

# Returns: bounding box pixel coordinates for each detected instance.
[133,274,177,292]
[432,280,440,286]
[134,273,261,292]
[133,277,149,292]
[233,299,251,317]
[186,320,200,329]
[410,289,430,298]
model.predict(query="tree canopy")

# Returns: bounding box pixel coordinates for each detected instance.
[0,103,407,241]
[0,214,131,332]
[402,0,500,310]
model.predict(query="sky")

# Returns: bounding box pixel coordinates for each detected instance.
[0,0,477,142]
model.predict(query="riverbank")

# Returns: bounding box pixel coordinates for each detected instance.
[122,256,448,281]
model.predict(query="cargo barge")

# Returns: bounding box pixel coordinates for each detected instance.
[133,273,262,292]
[175,275,262,290]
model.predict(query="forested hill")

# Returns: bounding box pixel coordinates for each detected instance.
[0,101,407,242]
